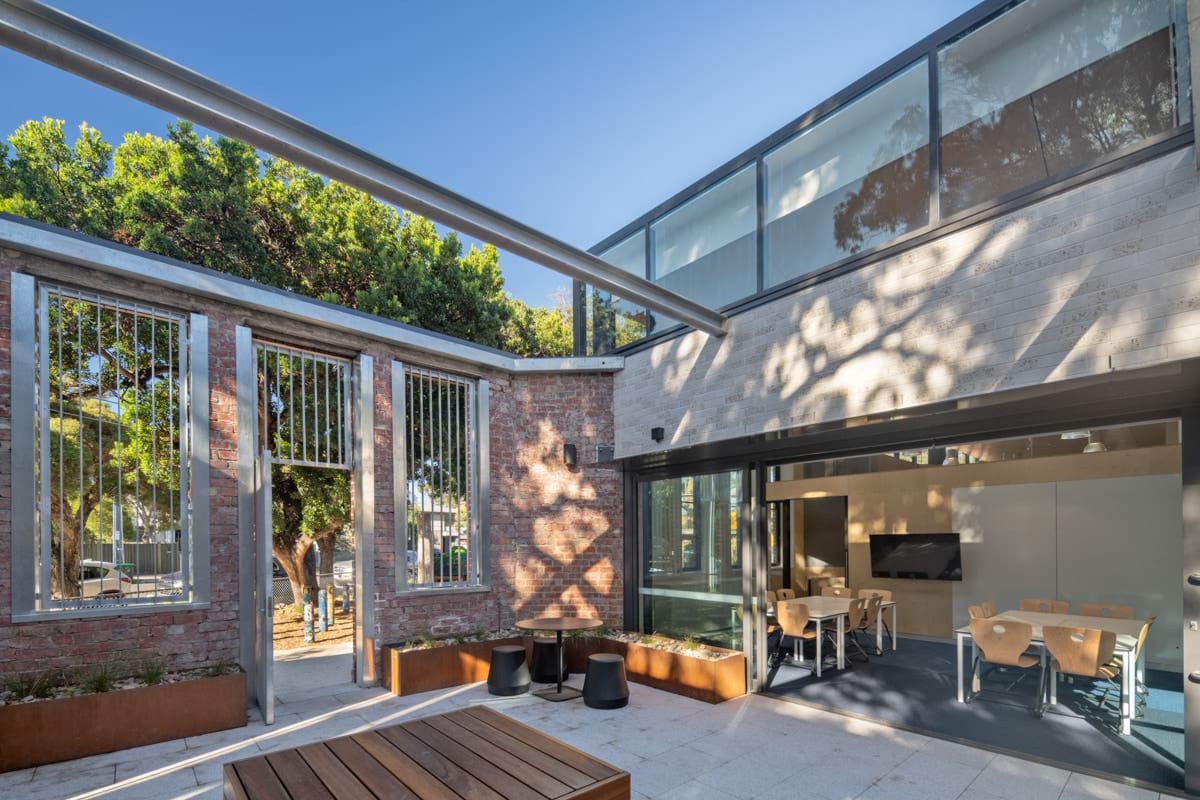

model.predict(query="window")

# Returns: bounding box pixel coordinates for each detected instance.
[640,470,743,648]
[36,284,195,611]
[764,60,931,288]
[401,365,481,590]
[650,165,757,309]
[587,231,652,354]
[767,501,788,568]
[938,0,1180,216]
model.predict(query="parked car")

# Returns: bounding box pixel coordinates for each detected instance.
[80,560,132,598]
[155,570,184,595]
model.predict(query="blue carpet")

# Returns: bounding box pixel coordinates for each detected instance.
[765,637,1183,790]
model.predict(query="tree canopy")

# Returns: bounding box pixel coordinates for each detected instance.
[0,117,572,355]
[2,117,573,603]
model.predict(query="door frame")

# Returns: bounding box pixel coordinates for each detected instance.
[236,328,376,720]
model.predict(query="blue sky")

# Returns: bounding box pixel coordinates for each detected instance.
[0,0,977,306]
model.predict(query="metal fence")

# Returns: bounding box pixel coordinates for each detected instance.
[272,571,353,608]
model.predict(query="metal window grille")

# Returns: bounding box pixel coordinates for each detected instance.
[256,342,351,469]
[404,365,477,588]
[36,284,191,610]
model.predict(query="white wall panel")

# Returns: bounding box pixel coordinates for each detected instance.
[1057,474,1182,670]
[952,483,1057,632]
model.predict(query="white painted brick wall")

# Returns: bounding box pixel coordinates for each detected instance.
[614,147,1200,459]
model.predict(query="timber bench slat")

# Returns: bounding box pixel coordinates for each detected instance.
[223,705,630,800]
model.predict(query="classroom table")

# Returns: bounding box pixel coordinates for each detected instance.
[778,595,898,677]
[954,609,1145,735]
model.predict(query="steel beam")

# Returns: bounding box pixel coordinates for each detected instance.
[0,213,624,374]
[0,0,728,338]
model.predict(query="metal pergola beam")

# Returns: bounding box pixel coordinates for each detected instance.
[0,0,729,338]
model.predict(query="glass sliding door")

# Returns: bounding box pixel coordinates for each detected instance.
[640,469,745,648]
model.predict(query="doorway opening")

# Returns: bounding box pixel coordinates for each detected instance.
[255,341,357,709]
[761,419,1184,790]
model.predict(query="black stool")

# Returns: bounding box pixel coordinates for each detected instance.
[487,645,530,696]
[582,653,628,709]
[531,637,569,684]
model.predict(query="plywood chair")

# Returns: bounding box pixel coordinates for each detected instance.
[859,589,893,648]
[775,600,818,669]
[853,594,885,655]
[1020,598,1069,614]
[967,604,989,620]
[1078,603,1134,620]
[776,588,796,601]
[1043,626,1118,718]
[823,597,869,662]
[1105,615,1156,715]
[821,585,851,598]
[968,618,1043,709]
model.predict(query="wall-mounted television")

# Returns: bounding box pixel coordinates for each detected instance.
[869,533,962,581]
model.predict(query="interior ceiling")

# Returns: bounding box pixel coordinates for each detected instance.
[954,420,1178,463]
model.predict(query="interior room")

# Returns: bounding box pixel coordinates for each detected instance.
[762,419,1184,789]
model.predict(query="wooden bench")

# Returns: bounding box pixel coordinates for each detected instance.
[223,704,630,799]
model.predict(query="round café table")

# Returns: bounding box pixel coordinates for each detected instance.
[515,616,604,701]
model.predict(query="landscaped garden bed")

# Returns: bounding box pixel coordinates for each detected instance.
[565,631,746,704]
[0,663,246,772]
[382,629,528,696]
[381,628,746,703]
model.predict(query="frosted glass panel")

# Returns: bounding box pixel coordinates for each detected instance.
[650,165,757,309]
[1056,474,1182,670]
[764,60,930,287]
[952,483,1057,632]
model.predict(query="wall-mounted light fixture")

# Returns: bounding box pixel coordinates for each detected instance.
[651,427,665,443]
[563,443,578,468]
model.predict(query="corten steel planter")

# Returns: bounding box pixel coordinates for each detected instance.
[566,637,746,704]
[381,637,530,697]
[0,671,246,773]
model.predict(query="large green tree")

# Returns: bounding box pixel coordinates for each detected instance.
[1,117,572,601]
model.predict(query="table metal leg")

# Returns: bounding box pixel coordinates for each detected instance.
[956,632,965,703]
[836,615,845,670]
[532,630,583,702]
[876,612,883,655]
[891,605,898,651]
[815,620,823,678]
[971,638,980,694]
[1121,650,1134,735]
[556,630,564,695]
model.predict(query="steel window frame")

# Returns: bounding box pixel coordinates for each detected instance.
[12,275,211,621]
[353,353,375,686]
[575,0,1196,354]
[392,364,488,595]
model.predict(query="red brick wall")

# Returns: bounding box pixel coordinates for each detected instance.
[371,371,623,647]
[0,246,624,682]
[0,256,242,678]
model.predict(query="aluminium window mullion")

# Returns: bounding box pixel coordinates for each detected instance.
[326,357,331,462]
[115,302,124,598]
[406,369,414,577]
[301,348,308,464]
[56,291,66,604]
[467,380,476,583]
[37,287,52,606]
[177,315,190,601]
[96,297,105,599]
[437,373,444,584]
[452,378,461,583]
[419,370,428,586]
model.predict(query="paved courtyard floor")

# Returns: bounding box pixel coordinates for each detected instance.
[0,672,1179,799]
